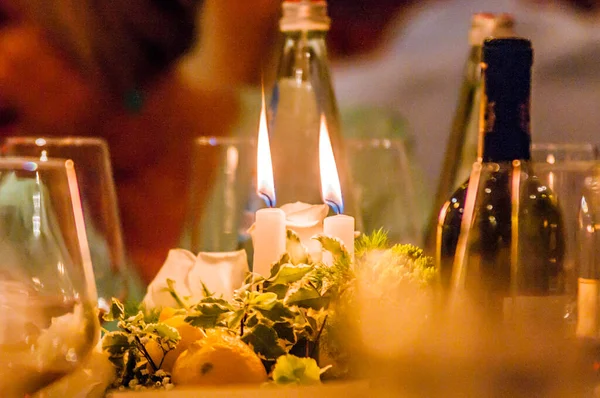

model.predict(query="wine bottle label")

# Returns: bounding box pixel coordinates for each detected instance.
[576,278,600,338]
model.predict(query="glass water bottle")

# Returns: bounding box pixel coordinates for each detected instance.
[268,0,356,216]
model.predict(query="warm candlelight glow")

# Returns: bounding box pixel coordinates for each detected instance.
[256,90,276,207]
[319,114,343,214]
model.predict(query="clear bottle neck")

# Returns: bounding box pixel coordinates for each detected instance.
[276,30,330,84]
[465,45,483,85]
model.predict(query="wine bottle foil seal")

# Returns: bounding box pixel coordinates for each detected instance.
[280,0,331,32]
[469,13,515,45]
[481,38,533,163]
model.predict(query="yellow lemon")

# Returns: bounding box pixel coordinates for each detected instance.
[158,307,180,322]
[172,330,267,386]
[146,315,205,372]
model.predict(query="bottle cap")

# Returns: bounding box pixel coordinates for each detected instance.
[469,13,515,45]
[482,37,533,69]
[280,0,331,32]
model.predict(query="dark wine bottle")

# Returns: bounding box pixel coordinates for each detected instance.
[424,14,515,256]
[438,38,565,303]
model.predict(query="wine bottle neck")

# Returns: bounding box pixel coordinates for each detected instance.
[480,39,533,163]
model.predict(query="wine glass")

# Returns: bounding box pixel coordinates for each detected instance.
[531,143,598,298]
[1,137,143,311]
[0,157,98,396]
[182,136,258,253]
[578,163,600,338]
[345,137,428,246]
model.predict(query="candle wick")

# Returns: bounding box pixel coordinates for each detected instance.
[259,191,276,208]
[325,199,343,215]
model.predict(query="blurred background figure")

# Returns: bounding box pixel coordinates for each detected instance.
[0,0,281,283]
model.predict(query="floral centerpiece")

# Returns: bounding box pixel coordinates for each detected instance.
[98,228,435,394]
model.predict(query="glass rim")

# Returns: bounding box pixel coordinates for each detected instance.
[3,136,108,148]
[0,156,76,170]
[531,142,597,152]
[195,136,257,146]
[534,159,600,172]
[344,137,408,148]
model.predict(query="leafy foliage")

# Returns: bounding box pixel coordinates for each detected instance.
[354,228,389,258]
[272,355,330,385]
[102,299,181,389]
[102,229,435,390]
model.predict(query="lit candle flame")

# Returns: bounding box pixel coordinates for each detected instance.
[256,89,276,207]
[319,114,343,214]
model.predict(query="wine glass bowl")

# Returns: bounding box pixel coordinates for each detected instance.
[183,136,258,254]
[1,137,136,311]
[345,137,427,245]
[531,143,598,270]
[0,157,98,396]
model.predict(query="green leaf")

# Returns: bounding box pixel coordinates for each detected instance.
[273,322,296,345]
[266,283,289,299]
[247,292,279,310]
[103,298,125,322]
[286,229,311,265]
[354,228,389,258]
[200,281,214,298]
[141,306,161,323]
[245,313,260,329]
[285,285,320,305]
[185,300,233,329]
[269,253,290,279]
[123,300,142,318]
[272,355,324,385]
[256,301,296,323]
[102,331,132,356]
[226,309,246,330]
[126,311,145,325]
[143,323,181,345]
[242,322,286,360]
[164,279,189,309]
[314,235,350,264]
[269,264,313,285]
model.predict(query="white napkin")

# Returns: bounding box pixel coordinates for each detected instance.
[280,202,329,260]
[143,249,249,309]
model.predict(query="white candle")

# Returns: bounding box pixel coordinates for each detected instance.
[253,208,286,277]
[324,214,355,258]
[318,114,355,262]
[252,86,286,277]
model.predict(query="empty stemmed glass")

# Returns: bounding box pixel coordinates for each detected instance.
[345,137,427,246]
[0,158,98,396]
[532,143,599,323]
[2,137,143,311]
[183,136,258,254]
